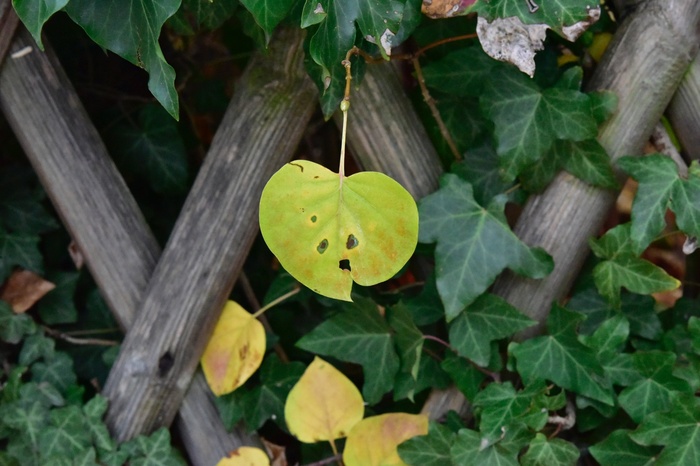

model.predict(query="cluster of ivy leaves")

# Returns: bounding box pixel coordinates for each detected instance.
[5,0,700,465]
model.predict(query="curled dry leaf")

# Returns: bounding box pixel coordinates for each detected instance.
[1,269,55,313]
[201,301,265,396]
[261,438,288,466]
[422,0,476,18]
[343,413,429,466]
[216,446,270,466]
[284,356,364,443]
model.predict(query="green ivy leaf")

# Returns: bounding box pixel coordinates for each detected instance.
[397,421,455,466]
[64,0,181,119]
[38,272,79,325]
[401,273,444,326]
[618,155,700,251]
[450,424,531,466]
[522,139,617,193]
[440,353,485,401]
[469,0,599,37]
[448,294,534,366]
[120,428,186,466]
[19,382,65,409]
[2,401,48,450]
[0,451,20,466]
[83,395,113,452]
[11,0,69,49]
[473,382,547,438]
[451,144,514,206]
[481,68,598,180]
[589,224,680,308]
[19,333,55,366]
[169,0,238,32]
[421,47,500,98]
[419,174,553,320]
[590,429,659,466]
[302,0,405,116]
[386,303,423,384]
[0,301,36,344]
[38,406,92,458]
[32,352,77,393]
[109,105,190,194]
[240,0,296,41]
[296,298,400,403]
[0,181,58,235]
[0,228,43,281]
[618,351,692,423]
[511,305,613,405]
[213,391,245,431]
[393,353,451,401]
[630,393,700,465]
[241,355,305,431]
[520,433,580,466]
[580,314,629,359]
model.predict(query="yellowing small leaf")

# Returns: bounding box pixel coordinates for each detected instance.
[343,413,429,466]
[259,160,419,301]
[216,446,270,466]
[201,301,265,396]
[284,356,364,443]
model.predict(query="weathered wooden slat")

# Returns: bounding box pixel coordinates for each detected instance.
[668,56,700,161]
[0,26,258,466]
[492,0,700,337]
[0,0,19,67]
[101,27,317,441]
[339,62,443,199]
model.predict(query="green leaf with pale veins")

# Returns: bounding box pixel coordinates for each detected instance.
[398,421,455,466]
[448,294,534,366]
[387,303,423,383]
[450,424,531,466]
[467,0,599,37]
[421,47,500,98]
[38,405,91,458]
[120,428,186,466]
[589,224,680,308]
[590,430,659,466]
[510,305,614,405]
[11,0,69,49]
[301,0,406,116]
[109,105,190,194]
[240,0,296,41]
[241,355,305,431]
[452,144,514,206]
[441,353,485,401]
[64,0,181,119]
[522,139,617,193]
[631,393,700,466]
[32,352,77,393]
[38,271,79,325]
[618,351,692,423]
[0,301,36,344]
[419,174,553,320]
[169,0,238,32]
[520,433,580,466]
[296,298,400,404]
[481,68,598,180]
[0,228,42,281]
[473,382,547,438]
[618,155,700,251]
[580,314,629,359]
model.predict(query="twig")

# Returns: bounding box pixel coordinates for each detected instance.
[239,272,293,363]
[412,56,462,161]
[43,326,119,346]
[303,454,343,466]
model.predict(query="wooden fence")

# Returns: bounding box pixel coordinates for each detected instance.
[0,0,698,463]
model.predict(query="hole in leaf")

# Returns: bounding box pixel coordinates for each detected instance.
[311,215,317,223]
[346,234,358,249]
[339,259,351,271]
[317,239,328,254]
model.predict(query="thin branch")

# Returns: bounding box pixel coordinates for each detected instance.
[303,454,343,466]
[43,326,119,346]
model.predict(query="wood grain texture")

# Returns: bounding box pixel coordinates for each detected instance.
[668,56,700,161]
[0,26,258,466]
[337,62,443,199]
[0,0,19,67]
[491,0,700,337]
[101,27,317,441]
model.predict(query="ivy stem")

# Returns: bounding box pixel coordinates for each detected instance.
[251,287,301,320]
[423,334,451,349]
[339,52,354,182]
[328,439,343,466]
[42,326,119,347]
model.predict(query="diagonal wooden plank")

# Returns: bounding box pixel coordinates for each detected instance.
[0,0,19,68]
[100,27,317,441]
[0,26,257,465]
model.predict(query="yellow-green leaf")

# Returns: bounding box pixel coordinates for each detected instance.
[216,446,270,466]
[259,160,418,301]
[201,301,265,396]
[344,413,429,466]
[284,356,364,443]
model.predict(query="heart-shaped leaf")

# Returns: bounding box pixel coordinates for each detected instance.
[259,160,418,301]
[201,301,265,396]
[216,447,270,466]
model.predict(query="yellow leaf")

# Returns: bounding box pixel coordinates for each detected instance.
[259,160,419,301]
[284,356,364,443]
[216,447,270,466]
[201,301,265,396]
[343,413,429,466]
